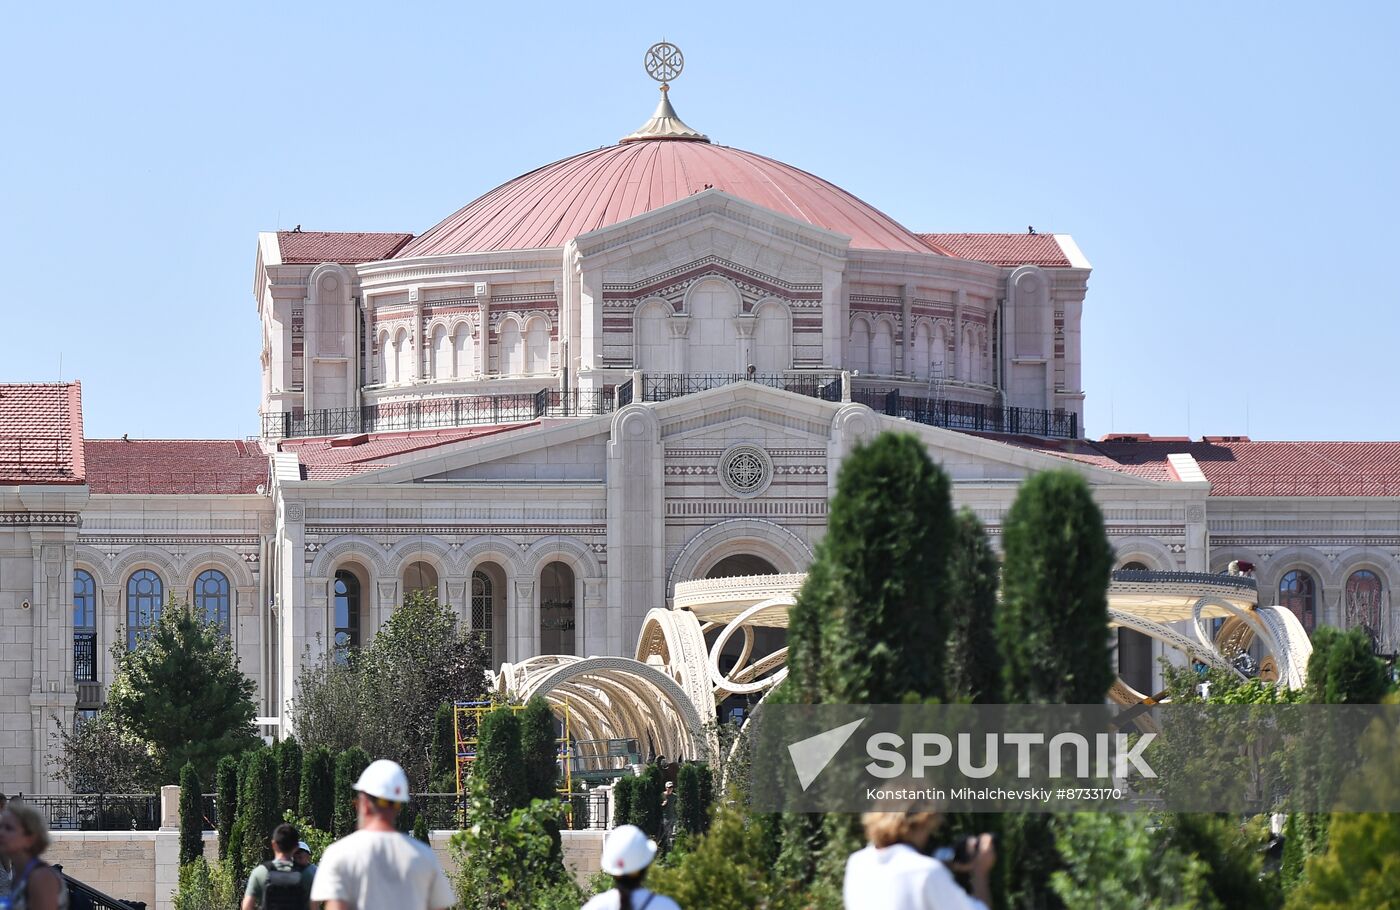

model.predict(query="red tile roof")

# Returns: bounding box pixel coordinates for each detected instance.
[280,424,535,480]
[1001,435,1400,496]
[277,231,414,264]
[918,233,1073,268]
[84,439,267,494]
[0,382,85,485]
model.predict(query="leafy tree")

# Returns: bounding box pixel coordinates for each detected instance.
[944,509,1004,703]
[48,711,160,793]
[215,754,240,861]
[173,856,239,910]
[1306,626,1392,706]
[298,745,335,832]
[293,592,491,790]
[333,746,370,837]
[430,702,458,792]
[178,762,204,866]
[274,736,303,814]
[448,773,583,910]
[611,775,634,829]
[786,432,954,704]
[106,600,259,784]
[476,707,525,817]
[997,469,1115,704]
[1050,814,1216,909]
[236,747,281,875]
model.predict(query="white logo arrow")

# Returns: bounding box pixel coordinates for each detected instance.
[788,717,866,791]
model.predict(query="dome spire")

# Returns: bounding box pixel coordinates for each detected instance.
[620,42,710,144]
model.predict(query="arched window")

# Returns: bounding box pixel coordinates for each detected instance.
[753,303,790,373]
[1120,561,1149,571]
[1279,569,1317,634]
[74,570,97,682]
[847,318,871,374]
[376,331,391,384]
[403,561,438,602]
[634,302,670,371]
[126,570,163,649]
[432,324,451,380]
[540,562,576,656]
[193,569,231,637]
[452,323,473,378]
[499,320,524,375]
[1345,570,1384,648]
[911,322,932,380]
[393,328,412,384]
[334,570,362,666]
[871,320,894,377]
[524,317,550,375]
[472,568,500,670]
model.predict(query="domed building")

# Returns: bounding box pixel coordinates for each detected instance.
[2,60,1397,798]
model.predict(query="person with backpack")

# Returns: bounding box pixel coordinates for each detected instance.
[582,825,680,910]
[242,823,315,910]
[309,759,453,910]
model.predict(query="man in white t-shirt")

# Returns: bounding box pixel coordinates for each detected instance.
[309,759,454,910]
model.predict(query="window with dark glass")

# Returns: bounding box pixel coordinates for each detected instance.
[539,562,576,655]
[1279,570,1317,634]
[73,570,97,682]
[334,570,361,666]
[194,569,231,637]
[126,569,163,649]
[472,570,495,669]
[1345,569,1384,649]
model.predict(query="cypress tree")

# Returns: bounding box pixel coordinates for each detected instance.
[215,753,240,861]
[412,812,430,845]
[996,469,1114,910]
[627,765,663,836]
[475,707,525,817]
[332,746,371,837]
[944,509,1004,703]
[430,702,458,793]
[997,469,1115,704]
[236,747,281,875]
[178,761,204,866]
[275,736,303,814]
[788,432,954,704]
[298,745,336,832]
[675,763,704,836]
[612,776,634,829]
[520,697,559,802]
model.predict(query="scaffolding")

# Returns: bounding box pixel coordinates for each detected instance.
[453,700,574,801]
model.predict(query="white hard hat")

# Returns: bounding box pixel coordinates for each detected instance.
[600,825,657,876]
[296,841,311,853]
[352,759,410,803]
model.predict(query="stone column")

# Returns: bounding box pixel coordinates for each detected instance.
[101,584,121,686]
[445,578,468,626]
[822,264,845,368]
[375,580,398,637]
[277,501,307,731]
[577,267,604,393]
[581,577,606,657]
[900,284,913,375]
[668,314,690,375]
[734,313,757,372]
[409,286,423,382]
[511,579,537,662]
[952,289,965,381]
[475,282,491,377]
[235,586,259,694]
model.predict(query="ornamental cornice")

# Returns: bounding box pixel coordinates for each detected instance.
[0,511,81,527]
[304,524,606,537]
[602,255,821,297]
[78,534,260,547]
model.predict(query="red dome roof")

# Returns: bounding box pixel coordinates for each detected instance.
[396,140,935,256]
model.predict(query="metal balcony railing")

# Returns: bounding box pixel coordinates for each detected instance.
[24,793,160,831]
[641,372,842,403]
[74,631,97,684]
[855,388,1078,440]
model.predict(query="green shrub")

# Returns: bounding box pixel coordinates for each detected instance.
[520,697,559,801]
[430,703,458,792]
[413,812,430,845]
[298,745,335,832]
[178,762,204,866]
[448,773,583,910]
[332,746,370,837]
[628,765,663,836]
[647,802,800,910]
[173,857,238,910]
[675,763,705,837]
[944,509,1003,702]
[236,747,281,876]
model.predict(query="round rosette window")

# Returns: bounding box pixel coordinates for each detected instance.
[718,444,773,498]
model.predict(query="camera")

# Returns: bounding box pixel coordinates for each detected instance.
[932,832,997,867]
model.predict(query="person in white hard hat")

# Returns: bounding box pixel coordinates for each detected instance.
[309,759,454,910]
[582,824,680,910]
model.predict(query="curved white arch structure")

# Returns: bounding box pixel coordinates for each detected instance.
[497,569,1314,763]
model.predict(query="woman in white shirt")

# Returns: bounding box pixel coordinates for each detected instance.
[844,811,995,910]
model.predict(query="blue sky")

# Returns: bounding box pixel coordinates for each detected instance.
[2,1,1396,440]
